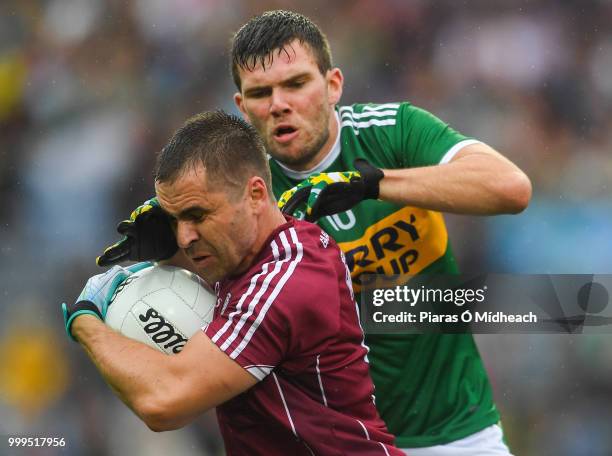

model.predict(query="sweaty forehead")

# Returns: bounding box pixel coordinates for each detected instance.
[239,40,320,85]
[155,166,212,214]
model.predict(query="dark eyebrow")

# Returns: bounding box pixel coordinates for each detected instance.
[243,72,312,95]
[281,72,311,85]
[176,205,209,220]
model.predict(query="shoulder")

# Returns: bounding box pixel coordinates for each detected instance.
[290,219,340,257]
[268,221,344,301]
[337,102,442,129]
[220,221,343,335]
[338,102,403,130]
[336,102,416,145]
[229,220,341,300]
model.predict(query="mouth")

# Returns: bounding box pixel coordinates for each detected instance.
[273,124,299,144]
[191,254,213,266]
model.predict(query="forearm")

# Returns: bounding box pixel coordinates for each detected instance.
[378,145,532,215]
[71,315,253,431]
[72,315,174,422]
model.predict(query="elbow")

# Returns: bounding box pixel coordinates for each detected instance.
[136,396,186,433]
[145,420,181,433]
[497,170,532,214]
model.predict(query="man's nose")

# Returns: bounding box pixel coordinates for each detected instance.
[176,220,199,249]
[269,89,291,117]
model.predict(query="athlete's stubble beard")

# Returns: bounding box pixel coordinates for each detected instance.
[263,105,331,170]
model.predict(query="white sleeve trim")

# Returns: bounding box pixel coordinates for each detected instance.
[245,364,274,381]
[439,139,482,165]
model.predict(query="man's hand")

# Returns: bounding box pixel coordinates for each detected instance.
[278,159,384,222]
[62,263,151,341]
[97,197,178,267]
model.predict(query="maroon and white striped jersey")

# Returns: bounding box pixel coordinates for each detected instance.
[203,217,400,455]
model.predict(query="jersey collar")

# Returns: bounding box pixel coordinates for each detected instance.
[272,111,341,181]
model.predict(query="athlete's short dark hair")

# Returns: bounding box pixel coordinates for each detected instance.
[155,110,272,197]
[230,10,332,90]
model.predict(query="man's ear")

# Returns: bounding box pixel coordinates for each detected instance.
[247,176,268,212]
[234,92,250,122]
[327,67,344,106]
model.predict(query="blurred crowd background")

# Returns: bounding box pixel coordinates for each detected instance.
[0,0,611,454]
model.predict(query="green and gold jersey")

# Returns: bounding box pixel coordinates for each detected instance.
[270,102,499,448]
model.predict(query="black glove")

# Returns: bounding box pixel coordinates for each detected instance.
[278,159,384,222]
[96,198,178,267]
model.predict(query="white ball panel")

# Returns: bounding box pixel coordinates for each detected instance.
[137,264,175,289]
[192,283,218,324]
[169,268,201,308]
[105,295,130,331]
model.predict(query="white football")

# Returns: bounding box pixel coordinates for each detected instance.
[105,264,216,354]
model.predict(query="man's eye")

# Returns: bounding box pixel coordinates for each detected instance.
[248,89,270,98]
[288,80,305,88]
[188,213,205,222]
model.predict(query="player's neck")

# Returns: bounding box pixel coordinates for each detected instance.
[235,206,288,275]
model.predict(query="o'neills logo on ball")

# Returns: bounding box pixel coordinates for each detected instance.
[138,308,188,354]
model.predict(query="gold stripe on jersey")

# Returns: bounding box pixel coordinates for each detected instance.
[337,207,448,293]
